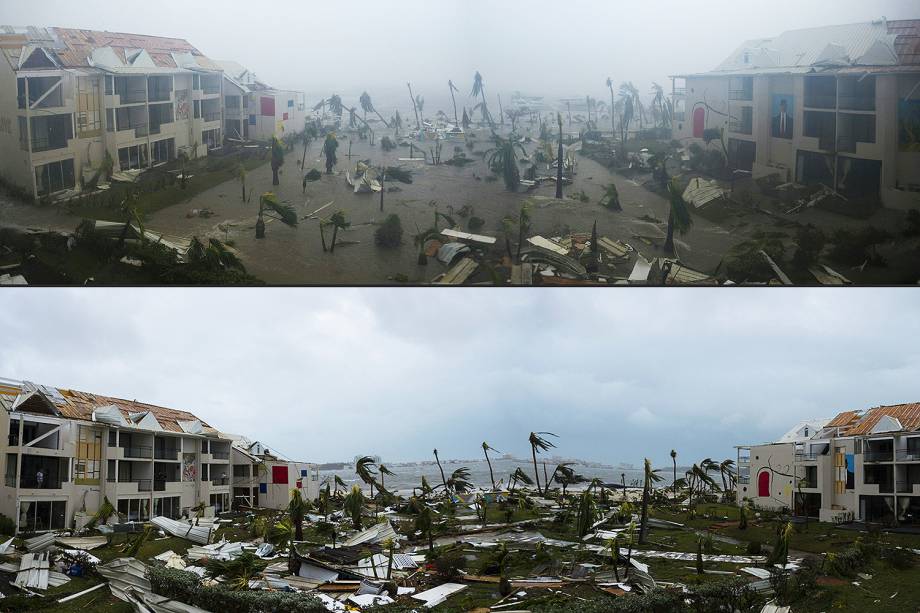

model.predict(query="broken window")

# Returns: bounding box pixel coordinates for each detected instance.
[837,157,881,199]
[29,114,73,152]
[837,114,876,152]
[209,493,229,513]
[75,426,102,485]
[18,500,66,532]
[727,138,756,172]
[201,128,220,150]
[796,150,834,187]
[147,76,172,103]
[4,454,15,487]
[154,496,181,519]
[117,497,150,522]
[151,138,175,165]
[118,143,148,171]
[804,111,836,150]
[839,76,875,111]
[35,159,75,197]
[19,454,67,488]
[804,76,836,109]
[76,77,102,137]
[729,106,753,135]
[149,103,174,135]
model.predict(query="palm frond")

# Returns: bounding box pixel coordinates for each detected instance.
[528,431,558,453]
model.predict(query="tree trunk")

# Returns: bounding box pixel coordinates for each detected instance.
[434,452,448,492]
[532,447,541,495]
[330,225,339,253]
[320,223,327,252]
[272,165,279,186]
[408,83,420,130]
[555,132,564,199]
[485,452,495,490]
[255,216,265,239]
[241,180,246,203]
[673,460,677,501]
[639,483,649,544]
[450,88,458,125]
[664,209,675,255]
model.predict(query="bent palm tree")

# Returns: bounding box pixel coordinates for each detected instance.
[671,449,678,501]
[482,442,499,489]
[529,432,558,495]
[486,136,527,191]
[555,113,564,199]
[256,192,297,239]
[343,485,364,530]
[433,449,448,493]
[355,456,378,498]
[447,467,473,494]
[509,467,533,494]
[448,80,460,125]
[638,458,664,544]
[471,71,493,128]
[663,177,693,256]
[289,488,308,542]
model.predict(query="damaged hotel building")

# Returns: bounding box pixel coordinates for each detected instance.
[0,26,305,201]
[671,19,920,210]
[0,377,318,534]
[737,403,920,525]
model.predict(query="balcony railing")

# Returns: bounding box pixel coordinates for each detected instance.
[210,450,230,460]
[728,90,753,101]
[202,86,220,96]
[837,136,857,153]
[148,91,172,103]
[737,476,750,484]
[866,481,894,493]
[211,478,229,486]
[896,449,920,462]
[31,135,69,153]
[864,450,893,462]
[802,480,819,489]
[838,95,875,112]
[729,120,753,135]
[133,479,152,491]
[154,479,167,491]
[673,87,687,96]
[203,112,221,123]
[804,94,836,109]
[19,476,63,489]
[122,445,153,459]
[896,480,919,493]
[154,449,179,460]
[795,452,819,462]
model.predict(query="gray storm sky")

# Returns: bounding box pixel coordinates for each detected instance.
[3,0,917,107]
[1,289,919,468]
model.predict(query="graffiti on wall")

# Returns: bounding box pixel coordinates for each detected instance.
[182,453,197,481]
[176,90,190,121]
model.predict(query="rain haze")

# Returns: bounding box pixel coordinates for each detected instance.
[3,0,917,105]
[1,289,918,467]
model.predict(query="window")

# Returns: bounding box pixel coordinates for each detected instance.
[117,498,149,522]
[35,159,75,197]
[29,114,73,152]
[108,430,117,447]
[148,103,174,134]
[18,500,66,532]
[193,74,200,91]
[17,78,26,109]
[209,493,229,513]
[202,128,220,150]
[18,117,28,151]
[194,100,201,119]
[118,144,148,171]
[75,426,102,485]
[233,464,249,478]
[106,108,114,133]
[154,496,181,519]
[287,99,294,108]
[151,138,175,165]
[76,77,102,137]
[5,454,16,487]
[105,75,114,95]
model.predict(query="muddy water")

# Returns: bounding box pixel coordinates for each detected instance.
[144,128,742,284]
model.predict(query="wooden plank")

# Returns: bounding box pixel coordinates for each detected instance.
[435,258,478,285]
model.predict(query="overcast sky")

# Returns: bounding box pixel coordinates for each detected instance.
[2,289,918,467]
[3,0,917,108]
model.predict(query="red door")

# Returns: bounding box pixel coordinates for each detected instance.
[757,471,770,497]
[693,107,705,138]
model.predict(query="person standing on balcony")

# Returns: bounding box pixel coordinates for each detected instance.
[35,468,44,488]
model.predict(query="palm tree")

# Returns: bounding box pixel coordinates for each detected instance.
[344,485,364,530]
[671,450,678,501]
[461,107,471,130]
[327,210,350,253]
[327,94,344,119]
[255,192,297,239]
[509,467,533,494]
[482,442,499,489]
[718,459,736,497]
[322,133,339,174]
[575,489,597,538]
[552,464,584,496]
[187,237,245,272]
[433,449,448,492]
[618,87,634,145]
[528,432,558,495]
[358,91,390,128]
[378,464,396,493]
[608,535,622,581]
[270,136,284,186]
[448,80,460,125]
[415,95,425,128]
[470,71,494,128]
[236,163,247,202]
[355,456,378,498]
[663,177,693,256]
[447,467,473,494]
[650,83,668,128]
[555,113,564,199]
[767,522,793,566]
[288,488,308,542]
[415,505,434,552]
[638,459,664,544]
[407,82,421,130]
[606,78,616,133]
[486,136,527,191]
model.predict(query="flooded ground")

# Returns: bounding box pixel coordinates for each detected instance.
[1,123,911,284]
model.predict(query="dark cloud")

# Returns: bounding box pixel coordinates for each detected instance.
[1,289,918,468]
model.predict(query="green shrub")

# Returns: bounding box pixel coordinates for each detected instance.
[374,214,404,248]
[149,565,329,613]
[0,513,15,536]
[791,224,826,269]
[745,540,762,555]
[431,548,467,579]
[828,227,892,266]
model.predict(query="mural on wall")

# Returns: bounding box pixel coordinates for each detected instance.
[753,454,796,508]
[176,90,190,121]
[182,453,197,482]
[898,100,920,152]
[771,94,794,139]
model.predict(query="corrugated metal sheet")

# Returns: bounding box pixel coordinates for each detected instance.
[97,557,151,602]
[843,403,920,435]
[151,517,212,545]
[826,410,861,428]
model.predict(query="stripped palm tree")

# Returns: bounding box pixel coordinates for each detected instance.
[663,177,693,256]
[379,464,396,493]
[407,82,421,130]
[671,450,678,501]
[529,432,558,495]
[555,113,564,199]
[433,448,448,493]
[638,458,664,544]
[486,135,527,191]
[509,467,533,494]
[650,83,669,128]
[550,463,583,496]
[471,71,494,128]
[718,459,736,496]
[606,77,616,133]
[334,475,348,497]
[256,192,297,239]
[359,91,390,128]
[448,80,460,125]
[482,442,500,490]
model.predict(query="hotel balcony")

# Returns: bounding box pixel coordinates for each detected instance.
[896,448,920,462]
[864,450,893,463]
[795,452,819,462]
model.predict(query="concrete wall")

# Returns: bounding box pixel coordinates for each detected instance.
[737,442,796,511]
[0,60,34,193]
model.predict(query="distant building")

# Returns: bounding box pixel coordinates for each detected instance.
[736,404,920,524]
[218,60,305,143]
[671,19,920,210]
[0,26,225,200]
[229,438,319,510]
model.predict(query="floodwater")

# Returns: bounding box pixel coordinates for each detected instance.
[318,457,684,496]
[143,124,744,284]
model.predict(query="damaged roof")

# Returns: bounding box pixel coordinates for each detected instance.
[0,25,220,73]
[835,403,920,436]
[0,376,216,434]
